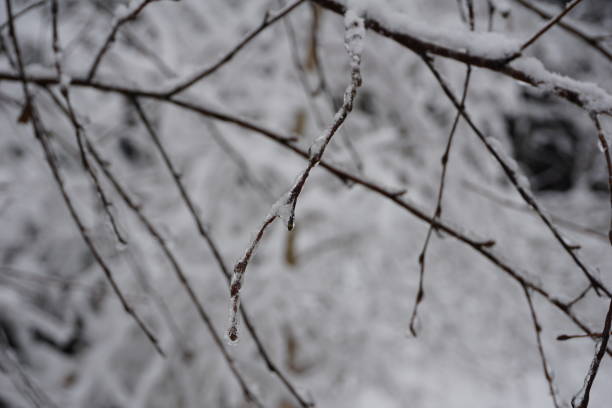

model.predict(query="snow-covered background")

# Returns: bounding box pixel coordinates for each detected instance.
[0,0,611,407]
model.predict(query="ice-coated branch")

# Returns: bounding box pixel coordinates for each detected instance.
[4,0,164,358]
[591,114,612,246]
[227,8,365,344]
[163,0,305,97]
[522,285,561,408]
[571,299,612,408]
[86,0,161,82]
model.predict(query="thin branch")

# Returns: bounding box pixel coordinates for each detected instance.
[4,0,164,358]
[86,0,160,82]
[4,65,609,356]
[420,55,611,298]
[0,0,45,30]
[591,114,612,246]
[513,0,612,62]
[163,0,305,97]
[517,0,585,54]
[523,285,561,408]
[82,137,263,407]
[410,0,474,336]
[50,0,126,245]
[572,299,612,408]
[131,98,313,407]
[462,180,609,242]
[558,331,612,341]
[308,0,612,116]
[228,10,365,343]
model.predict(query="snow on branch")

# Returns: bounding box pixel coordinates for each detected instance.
[310,0,612,115]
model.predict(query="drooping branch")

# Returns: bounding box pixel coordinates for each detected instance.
[227,9,365,344]
[591,114,612,246]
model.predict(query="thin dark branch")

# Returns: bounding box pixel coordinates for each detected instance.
[0,0,45,30]
[513,0,612,62]
[572,299,612,408]
[591,114,612,246]
[131,98,313,407]
[517,0,585,54]
[420,55,610,298]
[410,1,474,336]
[86,0,160,81]
[163,0,305,97]
[4,0,164,358]
[308,0,612,115]
[82,137,263,407]
[523,285,561,408]
[462,180,609,242]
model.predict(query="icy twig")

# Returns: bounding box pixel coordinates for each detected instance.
[163,0,305,97]
[227,9,365,343]
[86,0,161,82]
[132,99,313,407]
[571,299,612,408]
[522,285,561,408]
[591,114,612,246]
[421,55,611,298]
[3,0,164,358]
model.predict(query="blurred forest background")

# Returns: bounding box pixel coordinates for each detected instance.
[0,0,611,407]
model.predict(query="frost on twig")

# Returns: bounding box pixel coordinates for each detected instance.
[227,8,365,344]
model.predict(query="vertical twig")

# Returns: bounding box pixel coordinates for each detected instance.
[523,285,561,408]
[591,114,612,246]
[572,299,612,408]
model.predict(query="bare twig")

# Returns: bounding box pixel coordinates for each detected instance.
[4,0,164,358]
[410,0,474,336]
[163,0,305,97]
[591,114,612,246]
[571,299,612,408]
[50,0,126,245]
[228,10,365,343]
[0,0,45,30]
[462,180,609,242]
[308,0,612,115]
[517,0,585,55]
[131,98,313,407]
[558,331,612,341]
[513,0,612,62]
[81,137,263,407]
[523,285,561,408]
[420,55,611,298]
[86,0,160,81]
